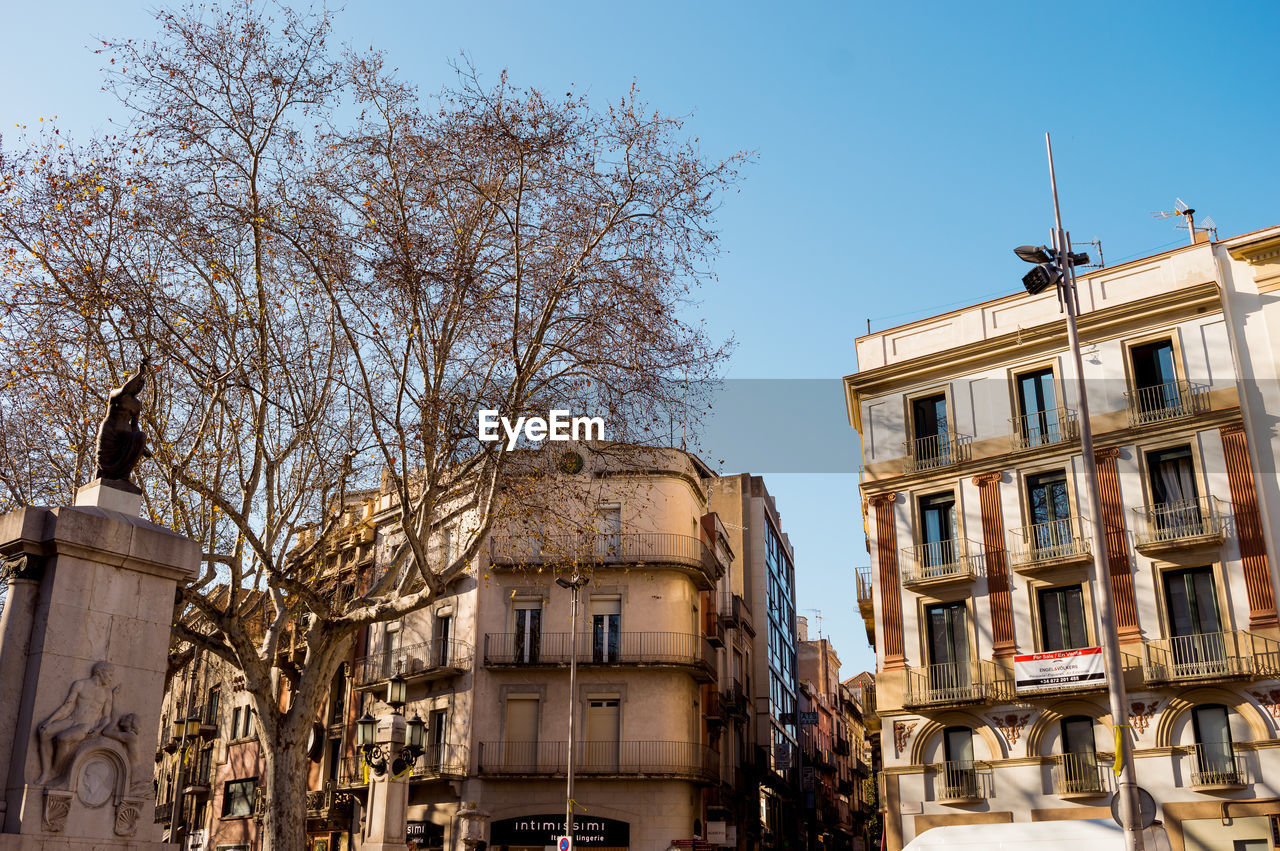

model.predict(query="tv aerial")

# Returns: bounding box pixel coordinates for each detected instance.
[1151,198,1216,244]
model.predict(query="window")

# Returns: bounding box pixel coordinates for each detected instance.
[1147,446,1202,537]
[221,777,257,818]
[584,698,621,771]
[1130,339,1184,421]
[241,707,254,739]
[230,707,241,740]
[1058,715,1100,793]
[1164,566,1225,677]
[513,602,541,664]
[910,393,950,466]
[435,614,453,666]
[1026,470,1074,556]
[428,709,448,771]
[1016,368,1062,446]
[918,493,957,570]
[591,598,621,662]
[925,601,970,698]
[1039,585,1089,651]
[1191,704,1238,785]
[205,686,221,726]
[941,726,976,798]
[502,696,539,769]
[597,505,622,558]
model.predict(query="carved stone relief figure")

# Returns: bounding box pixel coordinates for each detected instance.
[35,661,117,785]
[103,712,150,796]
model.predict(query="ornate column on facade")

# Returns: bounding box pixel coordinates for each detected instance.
[869,493,905,669]
[1093,447,1142,642]
[1220,423,1279,630]
[972,473,1017,656]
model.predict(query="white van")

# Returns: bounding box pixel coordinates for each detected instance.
[902,818,1173,851]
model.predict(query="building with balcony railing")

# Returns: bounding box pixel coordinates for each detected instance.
[845,222,1280,851]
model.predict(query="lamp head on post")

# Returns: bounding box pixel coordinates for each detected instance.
[555,573,589,592]
[1013,245,1089,295]
[386,675,407,712]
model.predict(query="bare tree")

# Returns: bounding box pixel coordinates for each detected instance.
[0,2,743,845]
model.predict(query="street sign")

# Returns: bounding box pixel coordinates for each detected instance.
[1109,787,1157,830]
[558,837,572,851]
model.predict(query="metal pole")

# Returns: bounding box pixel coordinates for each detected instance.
[565,579,580,851]
[1045,132,1144,851]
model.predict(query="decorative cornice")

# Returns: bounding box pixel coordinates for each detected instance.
[868,492,898,508]
[971,471,1003,487]
[1,552,46,583]
[1093,446,1121,462]
[1220,422,1247,436]
[1227,233,1280,264]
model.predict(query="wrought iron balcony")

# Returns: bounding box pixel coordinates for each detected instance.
[935,760,982,802]
[1125,379,1209,426]
[477,740,717,782]
[855,567,873,612]
[305,780,355,820]
[483,631,715,682]
[153,800,173,824]
[411,743,469,780]
[719,592,753,634]
[1010,407,1078,451]
[904,660,1010,708]
[900,539,979,588]
[1133,497,1227,552]
[488,531,723,589]
[902,432,971,474]
[1009,516,1091,570]
[1051,752,1108,797]
[1189,741,1246,788]
[354,638,473,690]
[1142,630,1280,683]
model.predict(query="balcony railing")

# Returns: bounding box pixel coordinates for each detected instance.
[1051,752,1108,796]
[354,638,473,688]
[1010,407,1078,451]
[153,800,173,824]
[1190,741,1245,788]
[488,532,723,588]
[477,740,717,781]
[719,592,752,632]
[900,539,978,587]
[483,631,714,681]
[411,743,469,779]
[904,660,1010,708]
[903,432,971,474]
[855,567,873,609]
[1133,497,1227,550]
[1125,380,1209,426]
[936,760,981,801]
[1010,516,1091,568]
[182,752,214,793]
[1142,630,1280,683]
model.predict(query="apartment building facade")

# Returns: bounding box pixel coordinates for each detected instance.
[845,225,1280,851]
[163,448,805,850]
[708,474,801,850]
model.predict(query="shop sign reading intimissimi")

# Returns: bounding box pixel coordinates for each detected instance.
[489,815,630,848]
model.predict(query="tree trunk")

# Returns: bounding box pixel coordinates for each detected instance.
[260,710,313,850]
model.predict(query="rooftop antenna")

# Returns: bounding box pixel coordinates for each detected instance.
[802,608,825,639]
[1151,198,1212,245]
[1076,237,1105,268]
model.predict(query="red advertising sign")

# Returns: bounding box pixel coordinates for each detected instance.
[1014,646,1105,692]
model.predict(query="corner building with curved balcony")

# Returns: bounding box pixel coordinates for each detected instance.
[845,224,1280,851]
[300,447,779,851]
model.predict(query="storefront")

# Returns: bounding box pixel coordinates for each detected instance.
[489,814,631,850]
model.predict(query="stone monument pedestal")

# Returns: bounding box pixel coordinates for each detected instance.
[0,479,198,848]
[362,713,411,851]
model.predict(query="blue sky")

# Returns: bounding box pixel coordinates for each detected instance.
[5,0,1280,673]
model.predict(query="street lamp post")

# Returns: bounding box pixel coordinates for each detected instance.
[1016,132,1144,851]
[356,676,426,850]
[556,573,589,850]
